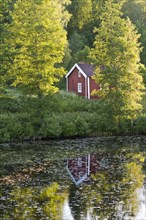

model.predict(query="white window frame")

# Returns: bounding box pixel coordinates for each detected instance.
[78,83,82,93]
[78,71,81,77]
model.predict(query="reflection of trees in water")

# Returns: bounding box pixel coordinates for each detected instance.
[1,149,145,220]
[1,182,67,220]
[121,153,145,215]
[68,184,87,220]
[68,151,145,219]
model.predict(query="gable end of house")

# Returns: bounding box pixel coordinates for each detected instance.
[65,63,87,79]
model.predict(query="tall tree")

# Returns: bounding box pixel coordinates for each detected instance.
[8,0,70,96]
[90,0,144,127]
[122,0,146,66]
[66,0,146,69]
[0,0,13,92]
[66,0,106,67]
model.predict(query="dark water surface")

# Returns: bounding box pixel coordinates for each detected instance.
[0,136,146,220]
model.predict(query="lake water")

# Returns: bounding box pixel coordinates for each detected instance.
[0,136,146,220]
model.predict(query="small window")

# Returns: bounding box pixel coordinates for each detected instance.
[78,83,82,93]
[78,158,82,167]
[78,71,81,77]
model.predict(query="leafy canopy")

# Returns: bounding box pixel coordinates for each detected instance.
[90,0,144,123]
[0,0,13,92]
[8,0,70,96]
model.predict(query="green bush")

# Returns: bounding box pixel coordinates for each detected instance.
[0,112,36,142]
[0,97,22,113]
[39,114,62,138]
[0,90,146,143]
[60,113,77,137]
[133,116,146,134]
[75,115,90,136]
[17,113,35,138]
[0,114,22,142]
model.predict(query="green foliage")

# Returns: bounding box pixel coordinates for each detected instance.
[60,113,77,137]
[1,0,146,142]
[66,0,102,65]
[61,44,72,70]
[0,0,13,92]
[7,0,69,96]
[66,0,146,69]
[75,115,90,136]
[140,65,146,87]
[72,0,93,29]
[122,0,146,66]
[90,0,144,125]
[141,91,146,114]
[74,46,91,64]
[67,0,105,42]
[69,31,86,54]
[133,116,146,134]
[0,112,36,142]
[0,114,22,142]
[0,96,21,113]
[0,90,146,143]
[39,114,62,138]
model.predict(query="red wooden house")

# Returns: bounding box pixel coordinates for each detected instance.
[65,63,100,99]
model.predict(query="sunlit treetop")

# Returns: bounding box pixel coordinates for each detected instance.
[8,0,70,97]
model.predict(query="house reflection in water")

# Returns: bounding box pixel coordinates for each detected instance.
[66,154,108,186]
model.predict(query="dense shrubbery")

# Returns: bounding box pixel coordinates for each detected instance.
[0,91,146,143]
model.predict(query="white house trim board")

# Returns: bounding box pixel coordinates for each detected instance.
[65,63,87,79]
[85,79,88,98]
[87,77,90,99]
[66,77,68,92]
[66,166,87,186]
[87,154,90,175]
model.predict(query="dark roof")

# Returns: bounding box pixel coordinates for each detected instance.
[78,63,94,77]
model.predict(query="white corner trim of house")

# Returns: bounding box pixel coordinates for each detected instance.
[87,77,90,99]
